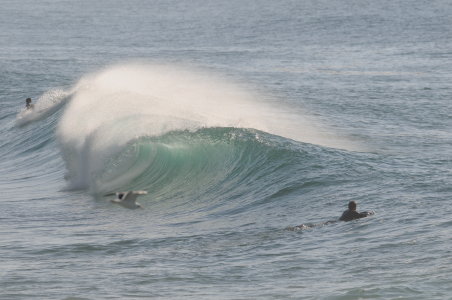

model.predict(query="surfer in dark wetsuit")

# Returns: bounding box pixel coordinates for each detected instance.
[287,200,373,231]
[25,98,34,110]
[339,201,373,221]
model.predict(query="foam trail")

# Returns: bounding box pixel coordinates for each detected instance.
[15,88,72,126]
[57,63,360,190]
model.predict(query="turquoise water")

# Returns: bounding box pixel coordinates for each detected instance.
[1,1,452,299]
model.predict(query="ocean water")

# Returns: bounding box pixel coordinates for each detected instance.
[1,0,451,299]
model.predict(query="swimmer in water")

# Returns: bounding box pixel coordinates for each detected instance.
[25,98,34,110]
[339,201,373,221]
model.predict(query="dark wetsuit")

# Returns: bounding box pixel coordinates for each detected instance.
[339,209,370,222]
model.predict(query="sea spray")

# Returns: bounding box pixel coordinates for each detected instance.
[56,63,359,191]
[15,88,72,127]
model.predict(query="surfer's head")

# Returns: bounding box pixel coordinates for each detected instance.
[348,201,357,211]
[26,98,31,104]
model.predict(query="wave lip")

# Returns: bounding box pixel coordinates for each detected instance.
[56,63,361,192]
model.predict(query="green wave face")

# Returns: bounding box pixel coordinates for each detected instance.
[94,127,308,202]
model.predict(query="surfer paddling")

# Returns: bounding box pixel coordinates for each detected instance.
[25,98,34,110]
[339,201,374,222]
[288,200,374,231]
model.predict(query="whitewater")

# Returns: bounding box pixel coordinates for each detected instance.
[1,0,451,299]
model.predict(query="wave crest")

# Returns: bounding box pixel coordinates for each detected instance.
[56,63,359,192]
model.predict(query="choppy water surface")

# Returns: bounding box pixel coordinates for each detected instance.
[1,0,451,299]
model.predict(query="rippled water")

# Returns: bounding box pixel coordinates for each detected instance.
[1,0,451,299]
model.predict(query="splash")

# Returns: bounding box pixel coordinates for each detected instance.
[15,88,71,127]
[56,63,359,191]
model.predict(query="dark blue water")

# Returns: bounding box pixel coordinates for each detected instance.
[1,1,451,299]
